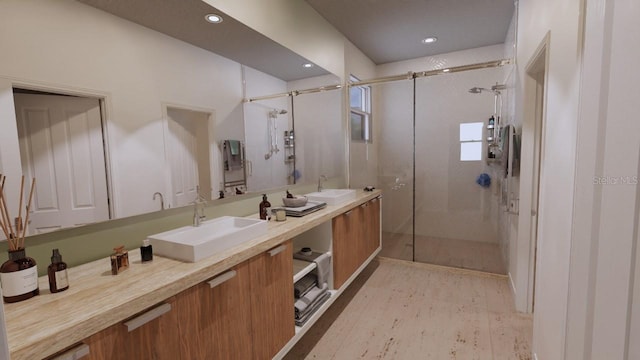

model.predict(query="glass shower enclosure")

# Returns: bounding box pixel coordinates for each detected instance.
[352,65,508,274]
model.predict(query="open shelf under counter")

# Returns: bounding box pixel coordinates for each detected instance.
[292,251,331,283]
[294,289,338,335]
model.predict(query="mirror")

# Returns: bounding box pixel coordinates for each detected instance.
[241,73,344,194]
[0,0,344,236]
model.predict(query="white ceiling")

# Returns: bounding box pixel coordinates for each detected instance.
[77,0,330,81]
[306,0,515,64]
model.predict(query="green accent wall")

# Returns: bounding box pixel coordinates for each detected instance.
[0,180,344,276]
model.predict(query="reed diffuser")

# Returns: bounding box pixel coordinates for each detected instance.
[0,174,39,303]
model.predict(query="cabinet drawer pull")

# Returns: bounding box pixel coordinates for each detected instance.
[345,210,353,216]
[51,344,90,360]
[124,303,172,332]
[207,270,237,288]
[360,203,368,208]
[268,244,287,257]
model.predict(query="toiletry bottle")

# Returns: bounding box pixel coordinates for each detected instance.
[48,249,69,293]
[110,246,129,275]
[140,239,153,262]
[1,246,39,303]
[259,194,271,220]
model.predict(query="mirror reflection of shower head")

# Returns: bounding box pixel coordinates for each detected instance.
[469,84,505,95]
[269,109,288,117]
[469,87,492,94]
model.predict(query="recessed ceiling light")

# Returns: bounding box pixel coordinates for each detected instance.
[421,37,438,44]
[442,68,450,73]
[205,14,223,24]
[303,63,314,68]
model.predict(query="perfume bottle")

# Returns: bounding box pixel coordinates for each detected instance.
[110,246,129,275]
[48,249,69,293]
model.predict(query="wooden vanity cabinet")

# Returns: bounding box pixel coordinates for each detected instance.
[81,297,180,360]
[249,240,295,360]
[364,197,381,257]
[332,206,364,289]
[333,197,381,289]
[174,261,253,360]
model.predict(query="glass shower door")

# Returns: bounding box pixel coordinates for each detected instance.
[413,69,506,273]
[371,80,414,262]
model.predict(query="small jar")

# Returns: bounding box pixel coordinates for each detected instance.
[272,208,286,222]
[0,248,39,303]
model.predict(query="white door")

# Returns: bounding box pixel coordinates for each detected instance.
[166,108,200,208]
[14,93,110,234]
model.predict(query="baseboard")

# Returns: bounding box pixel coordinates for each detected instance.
[508,271,517,296]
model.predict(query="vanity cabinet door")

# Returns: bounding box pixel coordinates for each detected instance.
[174,261,253,360]
[82,297,179,360]
[332,207,364,289]
[365,197,381,257]
[249,240,295,360]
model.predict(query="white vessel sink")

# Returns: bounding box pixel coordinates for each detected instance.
[147,216,268,262]
[305,189,357,206]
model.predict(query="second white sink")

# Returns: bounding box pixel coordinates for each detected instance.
[306,189,357,206]
[147,216,267,262]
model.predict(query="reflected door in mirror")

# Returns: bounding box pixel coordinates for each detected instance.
[14,93,110,234]
[166,107,212,207]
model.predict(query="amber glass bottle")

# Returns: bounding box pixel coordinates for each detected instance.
[1,248,39,303]
[48,249,69,293]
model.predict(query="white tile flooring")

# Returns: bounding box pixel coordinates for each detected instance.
[284,257,531,359]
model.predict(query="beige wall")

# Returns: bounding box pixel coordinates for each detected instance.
[205,0,346,79]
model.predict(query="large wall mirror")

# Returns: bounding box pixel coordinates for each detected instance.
[0,0,345,237]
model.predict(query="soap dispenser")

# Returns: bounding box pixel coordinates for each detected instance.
[48,249,69,293]
[259,194,271,220]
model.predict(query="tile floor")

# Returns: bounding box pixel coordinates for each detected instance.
[379,232,507,274]
[284,258,531,360]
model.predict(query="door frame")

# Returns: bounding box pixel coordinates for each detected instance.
[5,79,115,219]
[516,33,550,313]
[161,102,216,207]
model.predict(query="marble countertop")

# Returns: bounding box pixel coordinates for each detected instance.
[4,189,381,360]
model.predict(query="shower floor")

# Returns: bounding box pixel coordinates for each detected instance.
[379,232,507,274]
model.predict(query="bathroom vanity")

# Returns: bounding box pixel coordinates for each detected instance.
[3,190,381,360]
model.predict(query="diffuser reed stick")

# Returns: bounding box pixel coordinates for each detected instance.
[21,178,36,249]
[0,175,36,251]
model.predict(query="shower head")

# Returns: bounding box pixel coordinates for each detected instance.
[469,84,505,95]
[269,109,288,117]
[469,87,492,94]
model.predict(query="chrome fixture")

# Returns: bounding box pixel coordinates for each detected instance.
[153,192,165,210]
[317,175,328,192]
[265,109,288,160]
[192,186,207,227]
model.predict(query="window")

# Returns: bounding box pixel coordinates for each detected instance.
[459,122,483,161]
[350,75,372,142]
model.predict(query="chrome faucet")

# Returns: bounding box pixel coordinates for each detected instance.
[192,186,207,227]
[153,192,165,210]
[318,175,328,192]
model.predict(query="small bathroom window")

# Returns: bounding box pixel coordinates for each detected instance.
[459,122,483,161]
[350,75,372,142]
